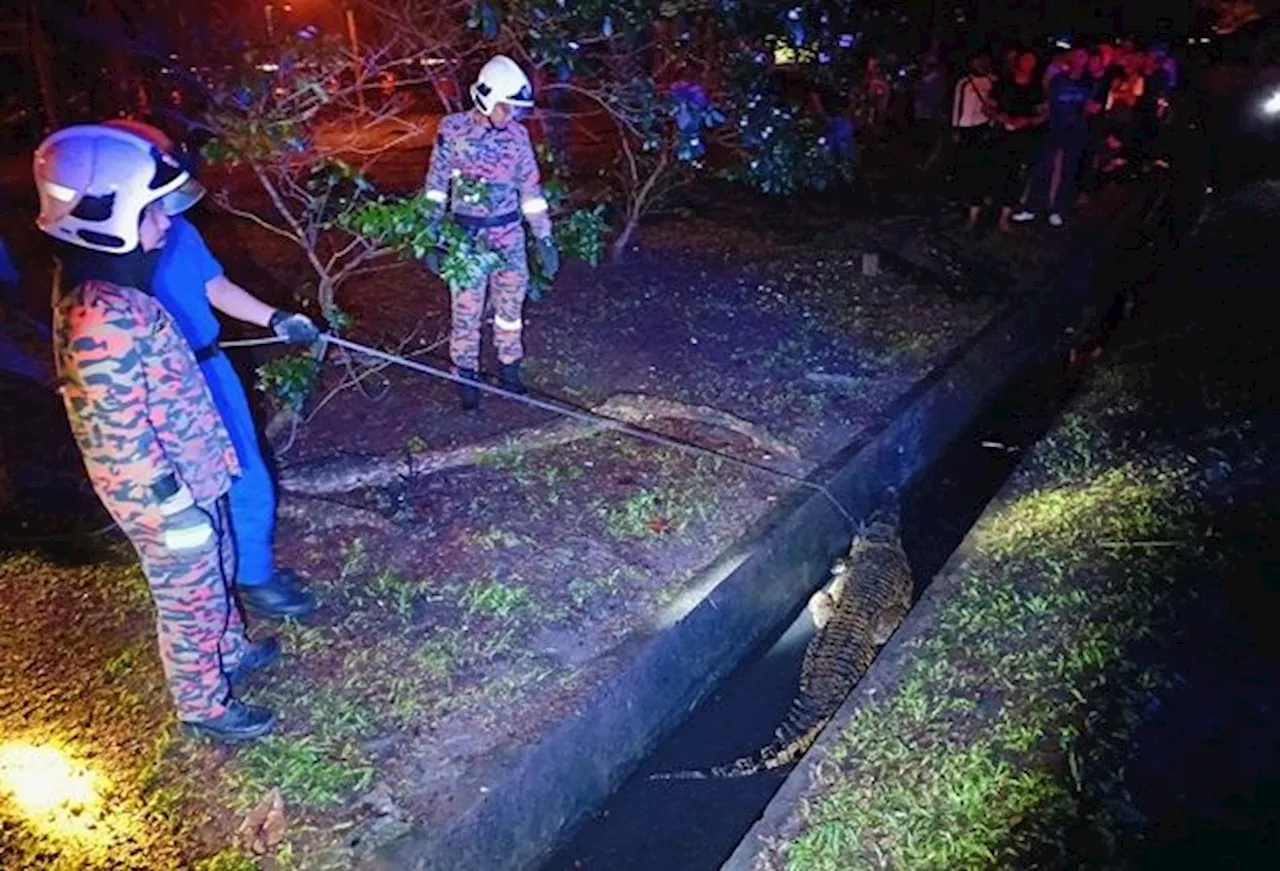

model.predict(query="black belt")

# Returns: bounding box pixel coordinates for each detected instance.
[453,211,520,229]
[192,342,222,363]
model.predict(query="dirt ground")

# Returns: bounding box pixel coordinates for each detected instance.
[1,169,1076,869]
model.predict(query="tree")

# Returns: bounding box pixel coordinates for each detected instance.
[197,4,604,428]
[405,1,895,260]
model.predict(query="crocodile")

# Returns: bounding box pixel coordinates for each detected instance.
[649,498,913,780]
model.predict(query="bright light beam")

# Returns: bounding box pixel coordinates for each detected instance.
[0,741,107,840]
[1264,90,1280,116]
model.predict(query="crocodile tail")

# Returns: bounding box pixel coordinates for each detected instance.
[646,769,711,781]
[648,718,828,782]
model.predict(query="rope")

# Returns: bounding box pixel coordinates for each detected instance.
[4,331,855,547]
[319,334,856,527]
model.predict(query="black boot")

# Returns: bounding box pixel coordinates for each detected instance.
[499,361,526,395]
[183,699,276,743]
[228,636,282,691]
[457,368,481,410]
[239,569,316,619]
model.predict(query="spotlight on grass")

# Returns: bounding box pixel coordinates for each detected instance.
[0,740,107,840]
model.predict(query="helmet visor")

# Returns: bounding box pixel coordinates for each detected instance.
[505,82,535,109]
[156,176,206,216]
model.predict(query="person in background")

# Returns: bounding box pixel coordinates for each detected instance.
[852,55,892,145]
[809,77,856,163]
[1135,45,1176,169]
[1000,46,1019,78]
[1099,47,1147,176]
[1042,48,1069,90]
[103,119,321,621]
[950,51,998,230]
[1012,47,1099,228]
[422,55,559,410]
[1078,41,1128,201]
[913,51,948,169]
[992,51,1047,232]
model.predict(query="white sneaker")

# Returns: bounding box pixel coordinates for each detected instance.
[1011,210,1035,223]
[1048,213,1064,228]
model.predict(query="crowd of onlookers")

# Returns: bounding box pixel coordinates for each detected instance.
[815,37,1183,231]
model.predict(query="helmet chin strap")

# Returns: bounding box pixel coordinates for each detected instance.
[479,104,510,133]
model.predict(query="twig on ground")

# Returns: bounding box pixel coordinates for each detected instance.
[279,392,801,496]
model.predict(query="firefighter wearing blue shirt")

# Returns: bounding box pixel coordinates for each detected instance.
[107,120,318,619]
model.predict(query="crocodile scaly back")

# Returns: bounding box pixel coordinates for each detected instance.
[651,502,913,780]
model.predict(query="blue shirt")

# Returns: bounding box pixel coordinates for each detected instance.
[152,216,224,349]
[1047,74,1096,133]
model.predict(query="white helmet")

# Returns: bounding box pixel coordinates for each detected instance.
[470,55,534,116]
[103,118,207,216]
[33,124,195,254]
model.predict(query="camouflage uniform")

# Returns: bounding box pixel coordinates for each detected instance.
[424,111,552,373]
[53,279,247,721]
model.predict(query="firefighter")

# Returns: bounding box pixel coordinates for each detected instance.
[35,124,278,742]
[423,54,559,410]
[104,119,318,621]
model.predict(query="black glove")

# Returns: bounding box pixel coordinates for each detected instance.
[269,310,321,344]
[536,237,560,280]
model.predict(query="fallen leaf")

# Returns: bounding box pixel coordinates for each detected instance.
[236,787,287,856]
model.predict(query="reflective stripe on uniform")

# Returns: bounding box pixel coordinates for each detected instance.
[494,314,523,332]
[520,196,548,216]
[425,189,448,204]
[163,522,213,551]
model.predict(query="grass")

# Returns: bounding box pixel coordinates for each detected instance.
[768,358,1221,871]
[460,579,532,618]
[601,484,709,540]
[193,850,260,871]
[233,735,374,809]
[568,568,625,610]
[363,567,435,618]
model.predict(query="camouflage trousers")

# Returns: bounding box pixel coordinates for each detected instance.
[450,222,528,373]
[122,497,249,721]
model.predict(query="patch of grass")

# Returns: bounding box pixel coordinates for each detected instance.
[363,568,432,618]
[793,737,1067,870]
[278,619,331,656]
[233,734,373,809]
[601,486,705,540]
[104,637,151,681]
[305,687,377,743]
[476,448,533,485]
[338,537,367,580]
[568,568,624,609]
[193,850,259,871]
[460,579,532,618]
[973,462,1188,562]
[411,623,523,691]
